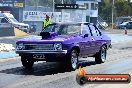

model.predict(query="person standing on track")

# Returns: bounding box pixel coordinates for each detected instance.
[42,15,52,31]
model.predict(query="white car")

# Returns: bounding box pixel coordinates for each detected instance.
[117,21,132,29]
[100,22,108,28]
[0,13,29,32]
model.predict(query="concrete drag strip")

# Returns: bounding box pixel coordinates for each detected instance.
[0,51,18,60]
[108,34,132,44]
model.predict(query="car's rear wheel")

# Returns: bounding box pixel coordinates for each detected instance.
[95,46,107,64]
[21,56,34,69]
[65,49,79,71]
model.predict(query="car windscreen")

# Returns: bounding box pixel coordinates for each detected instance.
[43,24,81,35]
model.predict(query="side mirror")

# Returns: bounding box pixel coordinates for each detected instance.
[84,34,89,38]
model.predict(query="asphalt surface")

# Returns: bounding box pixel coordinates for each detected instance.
[0,41,132,88]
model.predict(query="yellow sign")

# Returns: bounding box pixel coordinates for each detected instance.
[14,3,24,7]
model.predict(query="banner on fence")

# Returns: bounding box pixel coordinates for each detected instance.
[23,11,62,22]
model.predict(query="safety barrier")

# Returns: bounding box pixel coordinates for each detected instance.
[0,23,28,37]
[0,25,15,37]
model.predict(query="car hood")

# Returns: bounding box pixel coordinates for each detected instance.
[17,34,76,44]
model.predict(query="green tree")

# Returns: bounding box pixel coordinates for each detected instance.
[115,0,132,16]
[98,0,112,23]
[99,0,132,23]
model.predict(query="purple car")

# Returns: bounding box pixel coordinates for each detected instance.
[16,22,111,70]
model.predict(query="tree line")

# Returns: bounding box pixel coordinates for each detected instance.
[99,0,132,23]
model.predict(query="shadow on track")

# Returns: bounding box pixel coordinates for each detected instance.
[0,60,96,76]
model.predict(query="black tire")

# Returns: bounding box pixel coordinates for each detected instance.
[65,49,79,71]
[21,56,34,69]
[95,46,107,64]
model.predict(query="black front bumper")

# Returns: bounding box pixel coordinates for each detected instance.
[16,50,68,61]
[16,50,67,54]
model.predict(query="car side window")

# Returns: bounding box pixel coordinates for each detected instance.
[94,25,101,36]
[81,24,91,36]
[89,25,100,36]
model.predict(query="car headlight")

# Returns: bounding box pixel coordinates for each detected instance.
[16,43,24,50]
[54,43,62,50]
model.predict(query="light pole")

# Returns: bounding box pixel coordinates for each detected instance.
[62,0,64,4]
[34,0,38,10]
[61,0,64,22]
[112,0,114,29]
[53,0,55,12]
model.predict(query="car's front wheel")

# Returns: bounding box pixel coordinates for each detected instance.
[65,49,79,71]
[21,56,34,69]
[95,46,107,64]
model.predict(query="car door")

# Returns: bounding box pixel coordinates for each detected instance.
[126,22,132,29]
[93,25,104,52]
[79,24,95,56]
[128,22,132,29]
[89,25,101,54]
